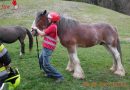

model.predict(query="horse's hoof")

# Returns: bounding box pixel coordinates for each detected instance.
[114,69,125,76]
[19,52,23,56]
[110,67,116,72]
[73,72,85,79]
[66,67,74,72]
[19,55,23,59]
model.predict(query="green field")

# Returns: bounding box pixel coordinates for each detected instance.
[0,0,130,90]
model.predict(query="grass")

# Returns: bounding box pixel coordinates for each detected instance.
[0,0,130,90]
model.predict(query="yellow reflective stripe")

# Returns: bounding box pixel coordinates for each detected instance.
[44,40,56,46]
[0,44,5,52]
[0,67,6,72]
[45,36,57,42]
[5,75,20,82]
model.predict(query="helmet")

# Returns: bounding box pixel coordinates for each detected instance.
[5,68,20,89]
[48,12,60,22]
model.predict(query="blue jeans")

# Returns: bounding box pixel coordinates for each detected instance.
[39,48,63,79]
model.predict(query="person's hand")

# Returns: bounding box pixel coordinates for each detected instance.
[31,27,38,36]
[31,26,45,37]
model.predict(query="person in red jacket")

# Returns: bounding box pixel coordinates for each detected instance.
[33,12,64,83]
[11,0,18,9]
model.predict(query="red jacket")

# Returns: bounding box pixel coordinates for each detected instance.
[42,23,58,50]
[12,0,17,6]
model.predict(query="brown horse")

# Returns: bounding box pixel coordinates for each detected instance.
[0,26,33,56]
[31,10,125,79]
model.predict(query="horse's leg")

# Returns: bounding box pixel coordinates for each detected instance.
[67,45,85,79]
[107,45,125,76]
[103,45,117,72]
[66,52,74,72]
[19,39,25,56]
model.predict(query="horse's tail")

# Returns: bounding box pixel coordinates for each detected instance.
[25,28,33,51]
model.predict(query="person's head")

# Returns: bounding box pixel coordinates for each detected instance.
[31,10,60,32]
[47,12,60,23]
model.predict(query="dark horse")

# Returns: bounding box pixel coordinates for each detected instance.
[0,26,33,56]
[31,10,125,79]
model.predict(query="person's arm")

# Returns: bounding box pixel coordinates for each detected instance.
[32,27,45,37]
[34,24,56,37]
[36,28,45,37]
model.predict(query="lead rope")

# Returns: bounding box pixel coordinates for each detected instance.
[35,36,41,69]
[36,36,39,59]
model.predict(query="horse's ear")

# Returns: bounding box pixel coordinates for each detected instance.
[43,10,47,15]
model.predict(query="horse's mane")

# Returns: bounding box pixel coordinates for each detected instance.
[57,15,79,31]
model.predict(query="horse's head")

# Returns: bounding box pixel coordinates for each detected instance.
[31,10,49,35]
